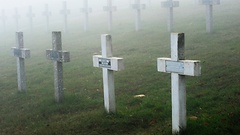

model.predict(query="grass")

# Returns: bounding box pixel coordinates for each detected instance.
[0,1,240,134]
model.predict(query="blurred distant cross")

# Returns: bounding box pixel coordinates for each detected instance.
[157,33,201,134]
[161,0,179,32]
[81,0,92,32]
[103,0,117,31]
[131,0,146,31]
[43,4,51,32]
[13,8,20,31]
[0,10,7,33]
[26,6,35,32]
[199,0,220,33]
[60,1,70,32]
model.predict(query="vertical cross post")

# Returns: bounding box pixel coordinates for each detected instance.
[0,10,7,33]
[11,32,31,92]
[60,1,70,32]
[131,0,146,31]
[93,34,124,113]
[199,0,220,33]
[161,0,179,32]
[43,4,51,32]
[46,32,70,102]
[157,33,201,134]
[26,6,35,32]
[13,8,20,31]
[103,0,117,31]
[81,0,92,32]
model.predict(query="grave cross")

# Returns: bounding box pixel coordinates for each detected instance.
[43,4,51,32]
[93,34,124,113]
[81,0,92,32]
[11,32,31,92]
[157,33,201,134]
[103,0,117,31]
[131,0,146,31]
[60,1,70,32]
[13,8,20,31]
[199,0,220,33]
[0,10,7,33]
[26,6,35,32]
[46,32,70,102]
[161,0,179,32]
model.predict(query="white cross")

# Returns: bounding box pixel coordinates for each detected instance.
[46,32,70,103]
[157,33,201,134]
[0,10,7,33]
[11,32,31,92]
[93,34,124,113]
[60,1,70,32]
[26,6,35,32]
[199,0,220,33]
[13,8,20,31]
[131,0,146,31]
[161,0,179,32]
[81,0,92,32]
[43,4,51,32]
[103,0,117,31]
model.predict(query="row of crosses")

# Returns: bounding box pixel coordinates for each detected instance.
[11,31,201,134]
[0,0,220,33]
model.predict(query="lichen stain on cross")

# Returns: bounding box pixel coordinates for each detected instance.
[157,33,201,134]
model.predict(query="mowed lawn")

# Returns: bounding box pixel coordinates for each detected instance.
[0,1,239,135]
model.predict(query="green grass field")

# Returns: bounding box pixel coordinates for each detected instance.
[0,1,239,134]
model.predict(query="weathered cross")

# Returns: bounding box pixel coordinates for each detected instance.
[157,33,201,134]
[60,1,70,32]
[81,0,92,32]
[103,0,117,31]
[131,0,146,31]
[199,0,220,33]
[161,0,179,32]
[93,34,124,113]
[26,6,35,32]
[42,4,51,32]
[13,8,20,31]
[0,10,7,33]
[46,32,70,102]
[11,32,31,92]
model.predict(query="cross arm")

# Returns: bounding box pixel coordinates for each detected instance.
[93,55,124,71]
[81,8,92,13]
[60,10,70,14]
[161,1,179,8]
[11,47,30,59]
[157,58,201,76]
[46,49,70,63]
[103,6,117,12]
[199,0,220,5]
[131,4,146,10]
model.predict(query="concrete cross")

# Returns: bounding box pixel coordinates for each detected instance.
[199,0,220,33]
[0,10,7,33]
[60,1,70,32]
[103,0,117,31]
[161,0,179,32]
[11,32,31,92]
[46,32,70,102]
[43,4,51,32]
[131,0,146,31]
[13,8,20,31]
[157,33,201,134]
[81,0,92,32]
[93,34,124,113]
[26,6,35,32]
